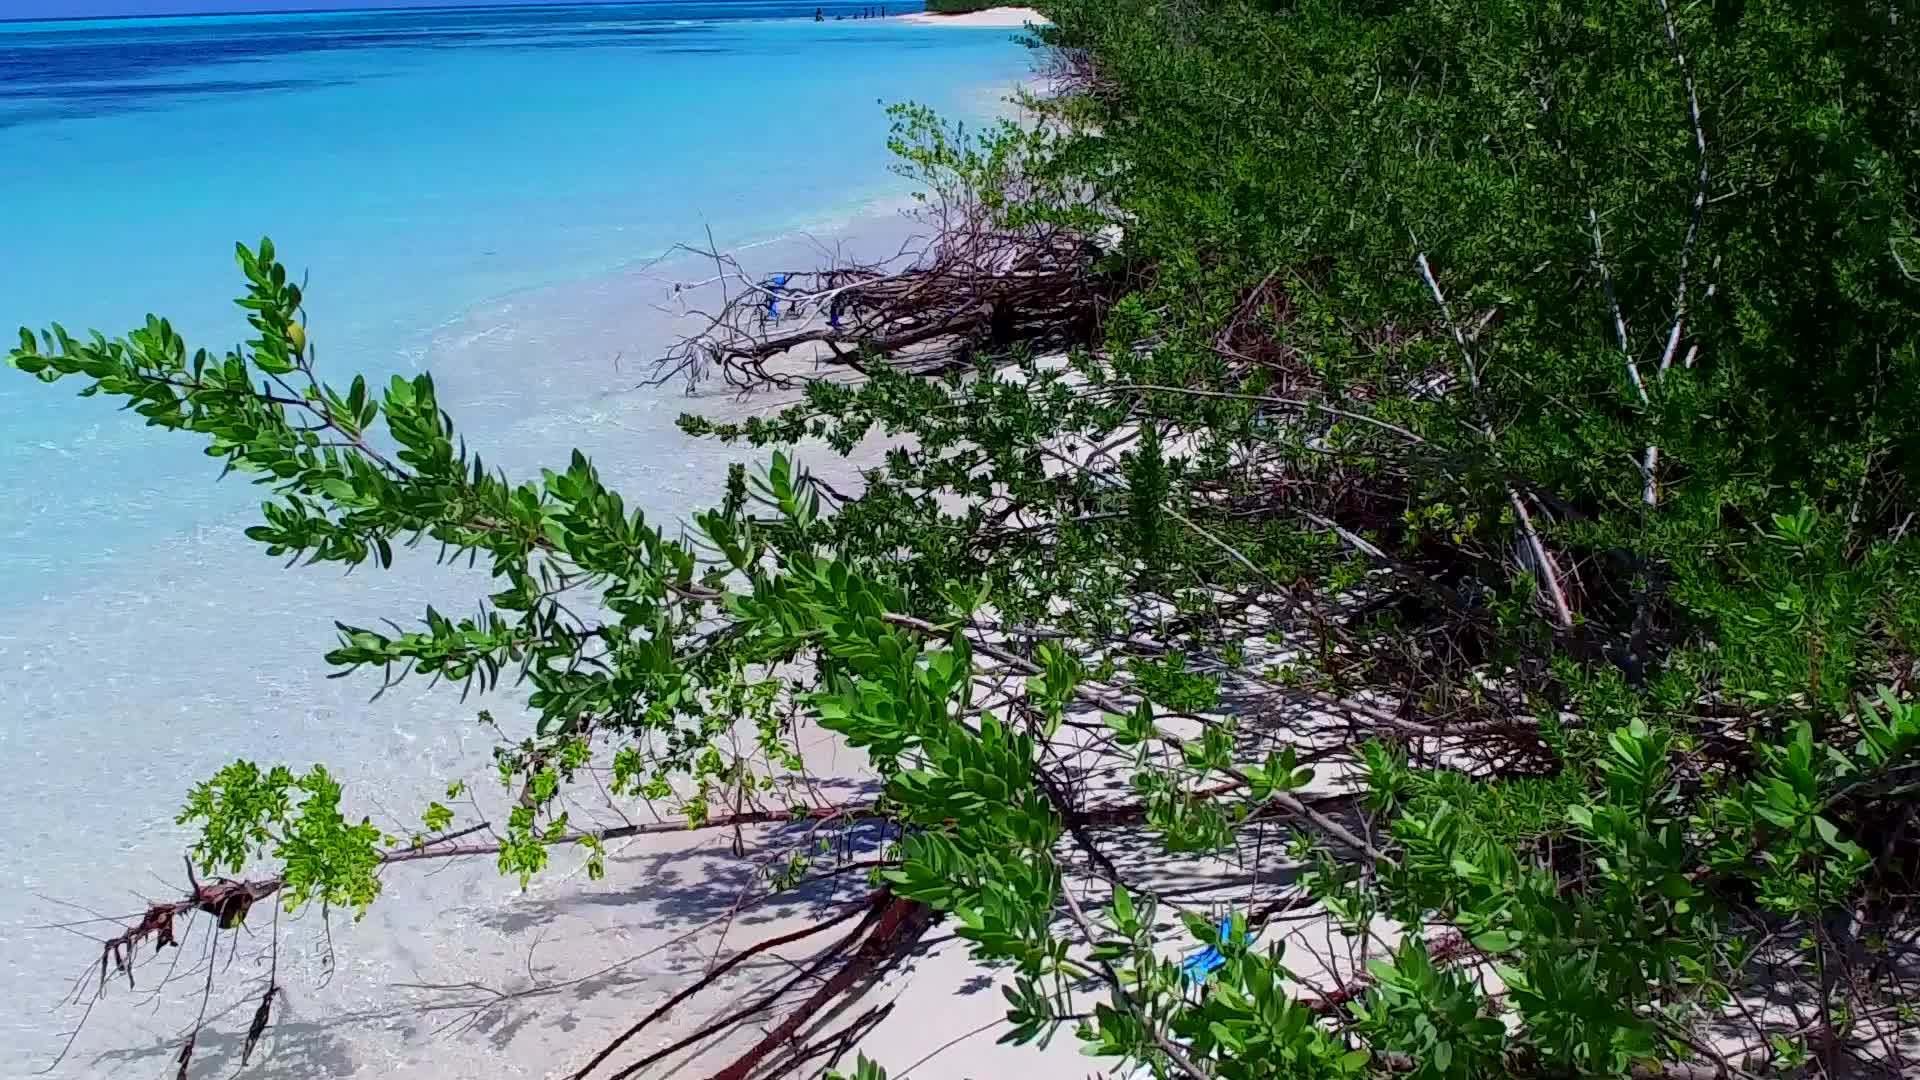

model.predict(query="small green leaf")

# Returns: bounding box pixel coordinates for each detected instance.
[1471,930,1518,954]
[1812,815,1847,850]
[1182,911,1219,945]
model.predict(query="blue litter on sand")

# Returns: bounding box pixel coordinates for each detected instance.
[1180,917,1257,987]
[764,273,790,318]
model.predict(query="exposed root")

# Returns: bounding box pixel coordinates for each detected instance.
[97,867,280,997]
[563,887,938,1080]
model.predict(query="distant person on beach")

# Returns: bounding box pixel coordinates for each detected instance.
[815,7,824,19]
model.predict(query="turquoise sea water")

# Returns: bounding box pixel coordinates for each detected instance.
[0,0,1030,602]
[0,5,1032,1075]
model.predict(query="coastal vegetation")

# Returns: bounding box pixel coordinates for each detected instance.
[921,1,1012,14]
[12,1,1920,1078]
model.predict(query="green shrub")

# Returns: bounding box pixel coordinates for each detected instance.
[922,0,1012,13]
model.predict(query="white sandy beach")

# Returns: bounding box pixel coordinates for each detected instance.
[900,6,1050,28]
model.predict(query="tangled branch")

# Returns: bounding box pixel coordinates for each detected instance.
[650,176,1105,393]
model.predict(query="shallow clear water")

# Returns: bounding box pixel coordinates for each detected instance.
[0,4,1031,1074]
[0,0,1031,602]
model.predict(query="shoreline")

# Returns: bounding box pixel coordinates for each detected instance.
[899,6,1049,28]
[0,201,935,1078]
[5,63,1043,1080]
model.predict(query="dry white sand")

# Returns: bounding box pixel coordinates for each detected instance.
[899,6,1050,28]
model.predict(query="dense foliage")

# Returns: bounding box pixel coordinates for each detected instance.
[921,0,1016,14]
[14,0,1920,1077]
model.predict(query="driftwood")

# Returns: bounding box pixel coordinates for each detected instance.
[649,185,1106,394]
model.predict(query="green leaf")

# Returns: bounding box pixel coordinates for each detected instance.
[1812,815,1844,848]
[1110,884,1135,931]
[1181,911,1219,946]
[1470,931,1519,954]
[1657,874,1697,900]
[1207,1020,1243,1051]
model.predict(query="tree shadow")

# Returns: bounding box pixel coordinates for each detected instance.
[65,795,901,1075]
[473,814,892,937]
[88,1009,361,1078]
[1694,923,1920,1079]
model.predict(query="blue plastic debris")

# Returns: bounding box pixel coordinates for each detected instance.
[764,273,790,319]
[1180,917,1257,988]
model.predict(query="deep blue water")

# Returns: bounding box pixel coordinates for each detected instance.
[1,4,938,128]
[0,6,1031,1074]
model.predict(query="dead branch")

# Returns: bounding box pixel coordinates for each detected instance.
[569,891,886,1080]
[649,188,1106,394]
[1653,0,1710,380]
[52,800,888,1077]
[705,893,934,1080]
[1415,251,1577,629]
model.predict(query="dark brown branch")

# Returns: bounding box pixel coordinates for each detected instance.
[570,890,886,1080]
[706,893,934,1080]
[382,805,885,864]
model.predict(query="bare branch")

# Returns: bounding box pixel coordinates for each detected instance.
[1415,251,1577,627]
[649,182,1104,394]
[1653,0,1710,379]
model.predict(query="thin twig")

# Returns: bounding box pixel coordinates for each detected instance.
[1056,882,1214,1079]
[1653,0,1710,379]
[1415,250,1577,628]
